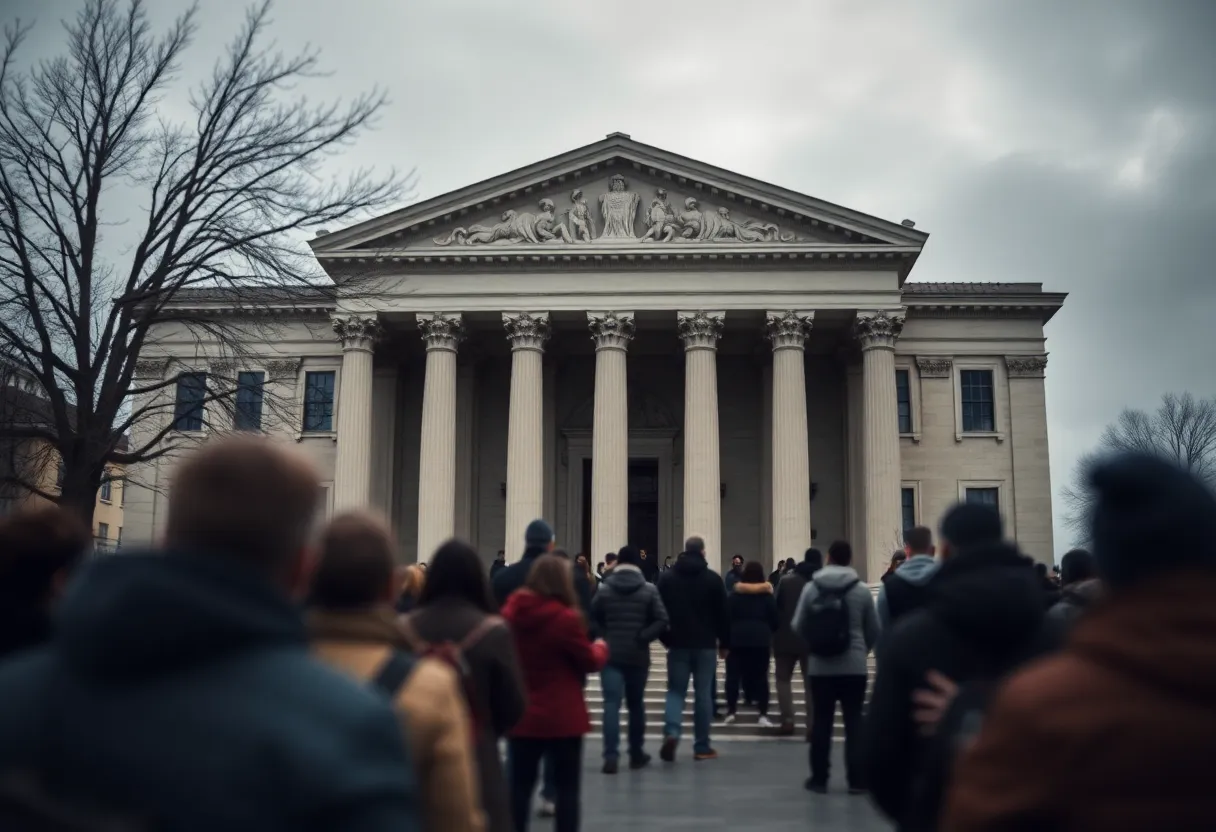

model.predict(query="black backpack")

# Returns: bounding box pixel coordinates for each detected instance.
[800,578,859,657]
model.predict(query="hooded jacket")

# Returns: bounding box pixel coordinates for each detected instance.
[773,560,816,657]
[876,554,940,630]
[863,542,1049,830]
[791,564,881,677]
[590,564,669,667]
[657,552,730,650]
[943,571,1216,832]
[727,581,780,650]
[491,547,596,634]
[501,590,609,737]
[0,552,419,832]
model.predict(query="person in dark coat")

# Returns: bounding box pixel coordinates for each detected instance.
[0,436,419,831]
[490,551,507,578]
[591,545,669,772]
[767,558,788,588]
[725,561,779,726]
[863,503,1048,830]
[773,547,822,736]
[1043,548,1101,639]
[0,505,91,661]
[657,537,731,762]
[943,453,1216,832]
[638,548,659,583]
[723,554,744,593]
[405,539,526,832]
[876,526,940,630]
[492,519,556,607]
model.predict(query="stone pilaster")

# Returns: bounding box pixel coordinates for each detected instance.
[678,311,724,570]
[856,309,906,582]
[587,312,635,560]
[1006,355,1054,561]
[766,311,814,565]
[331,314,381,512]
[503,312,551,560]
[415,313,463,561]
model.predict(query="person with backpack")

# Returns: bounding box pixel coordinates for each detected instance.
[942,454,1216,832]
[791,539,880,795]
[876,526,940,630]
[404,539,526,832]
[309,512,483,832]
[773,547,822,737]
[0,436,419,831]
[862,503,1048,832]
[724,561,780,727]
[590,545,669,774]
[502,555,609,832]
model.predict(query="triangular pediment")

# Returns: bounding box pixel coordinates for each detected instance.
[310,134,928,257]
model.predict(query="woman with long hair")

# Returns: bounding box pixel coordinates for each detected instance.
[401,540,526,832]
[725,560,780,728]
[501,555,609,832]
[394,564,426,614]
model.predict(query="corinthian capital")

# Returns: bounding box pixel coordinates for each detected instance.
[765,311,814,351]
[332,314,381,352]
[417,313,464,352]
[587,312,635,351]
[855,309,906,350]
[677,310,724,350]
[1005,355,1049,378]
[503,312,551,352]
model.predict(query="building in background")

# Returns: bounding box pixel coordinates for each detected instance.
[124,135,1064,578]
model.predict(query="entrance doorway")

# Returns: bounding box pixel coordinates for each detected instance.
[579,458,662,561]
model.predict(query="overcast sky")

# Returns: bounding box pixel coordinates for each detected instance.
[10,0,1216,555]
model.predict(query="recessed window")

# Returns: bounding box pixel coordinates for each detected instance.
[960,369,995,432]
[173,372,207,432]
[97,522,109,541]
[965,487,1000,508]
[235,371,265,431]
[303,371,335,432]
[55,459,65,489]
[99,474,112,503]
[896,369,913,434]
[901,487,916,531]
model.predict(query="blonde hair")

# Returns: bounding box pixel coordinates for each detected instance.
[397,564,426,601]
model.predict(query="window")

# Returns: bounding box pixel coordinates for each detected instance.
[173,372,207,431]
[97,522,109,541]
[118,478,124,507]
[960,369,995,432]
[99,475,112,503]
[55,459,65,489]
[303,371,335,432]
[116,527,122,548]
[901,487,916,531]
[896,369,913,434]
[235,371,265,431]
[965,487,1000,508]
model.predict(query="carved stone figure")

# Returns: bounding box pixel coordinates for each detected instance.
[568,189,595,242]
[672,197,794,243]
[677,197,705,240]
[598,174,640,239]
[433,199,570,246]
[640,188,678,243]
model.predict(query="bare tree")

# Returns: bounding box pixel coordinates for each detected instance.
[0,0,407,522]
[1063,392,1216,544]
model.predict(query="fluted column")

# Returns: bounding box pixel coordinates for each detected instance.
[503,312,551,561]
[857,309,906,582]
[678,311,724,570]
[416,313,463,561]
[332,315,381,512]
[766,311,815,565]
[587,312,634,560]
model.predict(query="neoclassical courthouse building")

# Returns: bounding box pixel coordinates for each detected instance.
[125,135,1064,580]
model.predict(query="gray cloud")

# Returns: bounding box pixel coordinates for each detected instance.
[9,0,1215,553]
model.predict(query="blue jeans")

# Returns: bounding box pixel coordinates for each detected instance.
[663,648,717,755]
[601,663,648,762]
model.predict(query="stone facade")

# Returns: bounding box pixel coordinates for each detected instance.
[122,135,1065,580]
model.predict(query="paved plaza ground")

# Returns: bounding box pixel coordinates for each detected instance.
[569,739,893,831]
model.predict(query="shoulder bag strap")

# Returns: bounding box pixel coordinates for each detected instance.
[371,650,417,698]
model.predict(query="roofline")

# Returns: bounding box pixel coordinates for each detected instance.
[903,289,1067,324]
[310,134,930,253]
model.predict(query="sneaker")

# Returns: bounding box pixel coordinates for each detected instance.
[804,779,828,794]
[629,753,652,770]
[601,759,618,775]
[723,713,737,725]
[537,799,556,817]
[660,736,678,763]
[694,749,718,761]
[758,715,776,728]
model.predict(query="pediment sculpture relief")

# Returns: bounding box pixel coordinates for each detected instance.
[434,174,795,246]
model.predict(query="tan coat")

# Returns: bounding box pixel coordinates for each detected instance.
[310,607,484,832]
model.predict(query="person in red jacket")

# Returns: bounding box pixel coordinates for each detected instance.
[501,554,609,832]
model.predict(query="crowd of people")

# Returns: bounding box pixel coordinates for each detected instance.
[0,433,1214,831]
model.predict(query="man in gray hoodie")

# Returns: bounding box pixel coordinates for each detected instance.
[591,545,669,774]
[792,540,880,795]
[875,526,940,630]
